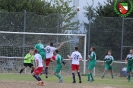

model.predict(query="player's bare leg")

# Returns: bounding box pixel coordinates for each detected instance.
[32,72,45,86]
[88,70,94,82]
[110,70,114,79]
[87,70,91,82]
[127,72,131,82]
[72,71,76,83]
[102,70,107,78]
[77,70,82,83]
[54,72,63,83]
[19,66,26,74]
[31,66,35,74]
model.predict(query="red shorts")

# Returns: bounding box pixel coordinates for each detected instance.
[71,64,80,71]
[34,67,43,75]
[45,58,51,66]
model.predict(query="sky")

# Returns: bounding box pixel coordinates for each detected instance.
[75,0,106,32]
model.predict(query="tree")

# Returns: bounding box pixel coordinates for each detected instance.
[0,0,79,57]
[0,0,79,33]
[84,0,133,60]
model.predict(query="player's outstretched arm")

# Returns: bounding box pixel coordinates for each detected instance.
[79,58,83,61]
[57,43,64,50]
[125,58,128,64]
[35,59,39,69]
[67,55,72,60]
[102,61,105,66]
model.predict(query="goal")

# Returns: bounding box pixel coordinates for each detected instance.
[0,31,87,74]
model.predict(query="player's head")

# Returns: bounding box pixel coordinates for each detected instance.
[50,42,53,46]
[90,46,95,52]
[34,49,38,54]
[54,50,59,55]
[75,46,78,51]
[37,40,41,43]
[29,49,33,54]
[129,49,133,54]
[108,50,112,55]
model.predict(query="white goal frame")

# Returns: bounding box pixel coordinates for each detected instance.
[0,31,87,74]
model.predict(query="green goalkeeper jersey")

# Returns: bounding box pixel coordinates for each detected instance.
[126,54,133,66]
[104,55,114,65]
[34,43,45,53]
[89,52,96,64]
[55,54,63,65]
[24,53,34,63]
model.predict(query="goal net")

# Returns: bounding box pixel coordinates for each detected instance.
[0,31,86,74]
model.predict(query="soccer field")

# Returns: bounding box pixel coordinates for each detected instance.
[0,74,132,88]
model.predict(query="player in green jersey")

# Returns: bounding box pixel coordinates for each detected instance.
[102,50,114,79]
[125,49,133,82]
[87,46,96,82]
[34,40,46,61]
[51,50,63,83]
[19,49,35,74]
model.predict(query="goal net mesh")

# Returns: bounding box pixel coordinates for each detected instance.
[0,31,86,74]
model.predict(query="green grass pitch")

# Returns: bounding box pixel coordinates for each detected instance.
[0,74,132,88]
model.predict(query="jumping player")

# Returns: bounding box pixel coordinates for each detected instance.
[125,49,133,82]
[32,49,45,86]
[102,50,114,79]
[34,40,46,61]
[43,42,66,78]
[19,49,34,74]
[87,46,96,82]
[67,47,82,83]
[51,50,63,83]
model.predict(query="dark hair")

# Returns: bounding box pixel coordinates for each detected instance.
[75,47,78,51]
[37,40,41,43]
[55,49,59,53]
[34,49,38,53]
[108,50,112,53]
[91,46,95,51]
[50,42,53,46]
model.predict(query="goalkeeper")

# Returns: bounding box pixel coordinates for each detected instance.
[19,49,35,74]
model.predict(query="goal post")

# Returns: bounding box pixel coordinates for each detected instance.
[0,31,87,74]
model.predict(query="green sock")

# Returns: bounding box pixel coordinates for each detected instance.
[88,73,90,81]
[90,72,94,80]
[56,73,62,79]
[112,74,114,78]
[102,73,105,78]
[128,75,130,81]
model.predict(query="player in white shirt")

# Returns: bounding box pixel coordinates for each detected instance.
[67,47,82,83]
[32,49,45,86]
[43,42,65,78]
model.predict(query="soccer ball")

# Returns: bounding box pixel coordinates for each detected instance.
[77,6,80,11]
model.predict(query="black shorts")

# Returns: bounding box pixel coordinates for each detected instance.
[23,63,33,68]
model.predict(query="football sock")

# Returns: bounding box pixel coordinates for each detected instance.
[19,69,23,73]
[88,73,90,81]
[77,72,81,81]
[45,67,48,76]
[102,73,105,78]
[72,73,76,82]
[31,69,34,73]
[55,73,62,79]
[62,61,67,65]
[90,72,94,80]
[111,74,114,78]
[33,75,42,81]
[128,75,130,81]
